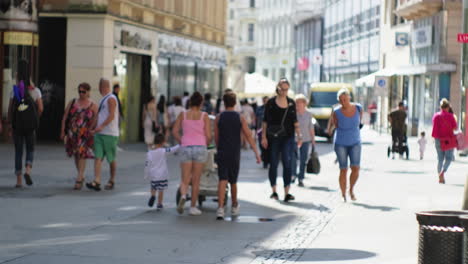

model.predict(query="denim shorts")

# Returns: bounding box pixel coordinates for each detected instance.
[334,143,361,169]
[180,146,208,163]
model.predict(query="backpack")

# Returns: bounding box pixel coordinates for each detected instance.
[12,90,39,134]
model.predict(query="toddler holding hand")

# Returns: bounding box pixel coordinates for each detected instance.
[145,133,179,210]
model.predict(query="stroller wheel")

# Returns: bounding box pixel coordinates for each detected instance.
[198,195,206,207]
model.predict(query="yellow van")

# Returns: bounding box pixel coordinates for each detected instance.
[308,83,353,140]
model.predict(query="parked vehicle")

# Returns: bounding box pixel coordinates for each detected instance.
[308,82,354,142]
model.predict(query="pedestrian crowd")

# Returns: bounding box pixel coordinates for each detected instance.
[1,59,462,220]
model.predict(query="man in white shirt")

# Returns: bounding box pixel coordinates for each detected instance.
[86,78,119,191]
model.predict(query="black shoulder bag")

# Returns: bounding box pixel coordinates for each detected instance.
[266,101,289,138]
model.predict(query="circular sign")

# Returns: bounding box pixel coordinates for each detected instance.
[377,79,386,87]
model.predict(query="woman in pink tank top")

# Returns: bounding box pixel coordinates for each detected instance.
[172,92,211,215]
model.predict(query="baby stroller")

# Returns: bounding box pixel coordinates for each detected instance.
[176,146,227,207]
[387,134,409,160]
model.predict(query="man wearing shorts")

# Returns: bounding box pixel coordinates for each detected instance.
[86,78,119,191]
[214,92,261,220]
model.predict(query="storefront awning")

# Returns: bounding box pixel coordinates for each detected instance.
[392,63,457,75]
[354,68,395,87]
[354,63,457,87]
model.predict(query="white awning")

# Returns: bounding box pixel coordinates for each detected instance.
[393,63,457,75]
[354,68,395,87]
[354,63,457,87]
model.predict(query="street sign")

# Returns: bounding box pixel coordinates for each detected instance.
[395,32,409,46]
[458,34,468,43]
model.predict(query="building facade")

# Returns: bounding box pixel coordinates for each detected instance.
[323,0,381,85]
[294,0,324,96]
[395,0,462,135]
[226,0,257,92]
[256,0,296,85]
[33,0,227,142]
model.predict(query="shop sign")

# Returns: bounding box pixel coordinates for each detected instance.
[158,33,226,63]
[114,22,155,53]
[457,34,468,43]
[412,26,432,49]
[395,32,409,46]
[4,31,37,46]
[0,0,38,31]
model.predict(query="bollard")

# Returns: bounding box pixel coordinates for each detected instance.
[416,211,468,264]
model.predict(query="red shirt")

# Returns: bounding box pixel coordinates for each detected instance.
[432,110,457,139]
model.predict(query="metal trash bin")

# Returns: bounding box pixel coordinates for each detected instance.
[416,211,468,264]
[458,216,468,264]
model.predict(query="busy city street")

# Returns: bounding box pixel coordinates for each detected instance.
[1,0,468,263]
[0,128,467,264]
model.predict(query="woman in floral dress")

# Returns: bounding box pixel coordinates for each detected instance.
[60,83,98,190]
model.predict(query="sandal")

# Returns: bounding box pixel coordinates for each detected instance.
[74,179,84,190]
[86,181,101,191]
[104,180,114,190]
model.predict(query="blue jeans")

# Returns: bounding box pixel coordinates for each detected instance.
[268,136,294,187]
[291,141,310,181]
[334,143,361,169]
[13,131,35,174]
[435,139,454,173]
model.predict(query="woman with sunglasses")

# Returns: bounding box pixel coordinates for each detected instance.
[60,83,98,190]
[261,78,302,202]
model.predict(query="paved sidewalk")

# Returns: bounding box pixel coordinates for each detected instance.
[0,128,467,263]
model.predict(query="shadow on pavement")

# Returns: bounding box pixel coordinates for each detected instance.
[351,202,399,212]
[385,170,426,174]
[308,186,337,192]
[279,201,330,212]
[253,248,376,261]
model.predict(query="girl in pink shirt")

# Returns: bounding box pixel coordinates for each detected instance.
[172,92,211,216]
[431,98,457,184]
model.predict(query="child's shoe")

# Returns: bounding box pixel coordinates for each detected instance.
[148,196,155,207]
[156,203,163,211]
[216,207,225,220]
[189,207,202,216]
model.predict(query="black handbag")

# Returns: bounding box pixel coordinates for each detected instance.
[266,103,289,138]
[306,145,320,174]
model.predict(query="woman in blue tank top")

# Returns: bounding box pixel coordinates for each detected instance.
[331,89,362,202]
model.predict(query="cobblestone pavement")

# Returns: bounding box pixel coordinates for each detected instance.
[248,191,342,263]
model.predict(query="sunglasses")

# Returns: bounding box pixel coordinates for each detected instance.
[78,90,87,94]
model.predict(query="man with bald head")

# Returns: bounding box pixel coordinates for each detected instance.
[86,78,119,191]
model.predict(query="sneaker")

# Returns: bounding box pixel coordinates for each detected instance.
[148,196,155,207]
[156,204,164,211]
[270,192,279,200]
[189,207,202,216]
[23,173,33,186]
[284,194,295,202]
[216,207,225,220]
[298,181,304,187]
[231,204,240,216]
[177,197,186,214]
